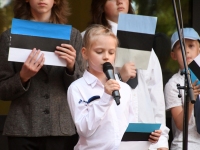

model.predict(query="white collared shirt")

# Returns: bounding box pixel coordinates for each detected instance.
[67,70,135,150]
[165,70,200,150]
[108,19,169,149]
[81,20,169,149]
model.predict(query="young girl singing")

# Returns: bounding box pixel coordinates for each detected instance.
[0,0,83,149]
[82,0,170,149]
[68,24,161,150]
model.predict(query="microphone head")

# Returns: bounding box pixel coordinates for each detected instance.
[103,62,114,73]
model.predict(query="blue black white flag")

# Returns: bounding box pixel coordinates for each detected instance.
[189,54,200,84]
[115,14,157,69]
[9,18,72,67]
[120,123,161,149]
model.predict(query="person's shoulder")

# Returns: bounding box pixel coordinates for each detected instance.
[68,77,85,93]
[70,27,82,39]
[149,49,160,64]
[69,27,82,46]
[168,72,181,82]
[0,29,11,46]
[71,27,81,35]
[165,72,182,89]
[69,77,84,87]
[0,28,11,38]
[81,30,86,38]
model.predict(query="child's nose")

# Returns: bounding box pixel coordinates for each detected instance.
[185,48,189,53]
[117,0,123,4]
[103,53,109,60]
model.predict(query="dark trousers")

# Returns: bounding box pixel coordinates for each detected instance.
[7,134,78,150]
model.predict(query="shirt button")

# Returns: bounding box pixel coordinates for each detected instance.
[43,109,50,114]
[44,94,50,99]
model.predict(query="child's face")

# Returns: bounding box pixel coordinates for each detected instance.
[171,39,200,69]
[29,0,55,21]
[104,0,129,23]
[82,35,117,75]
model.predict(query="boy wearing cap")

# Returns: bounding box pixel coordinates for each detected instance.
[164,28,200,150]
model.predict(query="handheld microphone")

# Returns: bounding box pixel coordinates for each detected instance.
[103,62,120,105]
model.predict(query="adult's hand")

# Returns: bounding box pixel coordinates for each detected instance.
[119,62,136,82]
[55,44,76,74]
[20,48,45,84]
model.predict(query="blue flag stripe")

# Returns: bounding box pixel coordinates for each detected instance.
[11,18,71,40]
[126,123,161,133]
[118,14,157,34]
[189,69,200,85]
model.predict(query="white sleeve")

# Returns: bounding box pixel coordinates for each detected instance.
[67,84,113,138]
[164,77,183,110]
[146,50,169,149]
[128,88,138,123]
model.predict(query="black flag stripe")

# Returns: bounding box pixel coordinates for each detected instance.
[117,30,154,51]
[10,34,70,52]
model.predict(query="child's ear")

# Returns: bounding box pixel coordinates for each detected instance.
[81,47,88,60]
[171,51,177,60]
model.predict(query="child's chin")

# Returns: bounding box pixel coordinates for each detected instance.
[187,60,192,65]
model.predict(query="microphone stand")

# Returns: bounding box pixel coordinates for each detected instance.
[172,0,195,150]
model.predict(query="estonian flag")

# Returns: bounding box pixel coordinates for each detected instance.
[9,18,72,67]
[189,54,200,84]
[115,14,157,69]
[120,123,161,150]
[121,123,161,141]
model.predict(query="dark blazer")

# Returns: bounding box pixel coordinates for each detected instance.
[0,27,83,137]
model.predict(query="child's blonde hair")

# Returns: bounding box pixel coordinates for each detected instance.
[81,24,118,70]
[13,0,70,24]
[83,24,118,49]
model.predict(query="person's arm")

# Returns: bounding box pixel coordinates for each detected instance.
[128,86,138,123]
[146,50,169,149]
[20,48,45,86]
[67,81,117,138]
[171,80,199,131]
[0,30,37,100]
[149,130,162,143]
[171,105,193,131]
[60,28,84,88]
[118,62,137,82]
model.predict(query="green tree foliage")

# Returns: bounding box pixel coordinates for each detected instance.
[0,0,14,34]
[133,0,191,36]
[133,0,192,81]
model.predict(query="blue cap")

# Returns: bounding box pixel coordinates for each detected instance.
[171,28,200,50]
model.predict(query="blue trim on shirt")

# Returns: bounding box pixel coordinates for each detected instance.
[78,96,100,104]
[87,96,100,104]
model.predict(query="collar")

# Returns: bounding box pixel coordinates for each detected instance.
[107,19,118,35]
[83,70,102,88]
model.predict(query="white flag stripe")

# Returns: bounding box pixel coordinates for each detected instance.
[119,141,151,150]
[194,54,200,67]
[115,47,151,69]
[8,47,66,67]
